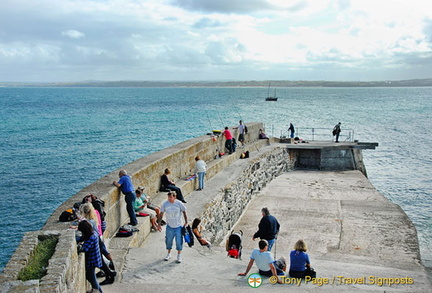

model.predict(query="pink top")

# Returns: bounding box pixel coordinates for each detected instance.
[223,129,233,140]
[94,209,103,236]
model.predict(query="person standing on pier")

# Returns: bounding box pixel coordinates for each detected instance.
[222,126,233,154]
[193,156,207,191]
[333,122,341,143]
[77,220,103,293]
[288,123,295,138]
[253,207,280,251]
[113,169,138,226]
[235,120,246,147]
[159,192,188,263]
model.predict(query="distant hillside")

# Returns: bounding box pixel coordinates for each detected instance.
[1,78,432,88]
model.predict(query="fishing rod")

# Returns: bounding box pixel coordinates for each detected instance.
[205,110,214,131]
[217,111,225,129]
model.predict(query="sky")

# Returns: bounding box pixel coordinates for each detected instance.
[0,0,432,82]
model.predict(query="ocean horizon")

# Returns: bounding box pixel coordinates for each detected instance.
[0,86,431,272]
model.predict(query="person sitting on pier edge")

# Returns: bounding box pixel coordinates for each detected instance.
[258,128,269,142]
[289,239,316,279]
[253,207,280,251]
[238,239,285,283]
[191,218,211,249]
[160,168,186,203]
[222,126,233,154]
[135,188,162,232]
[113,169,138,226]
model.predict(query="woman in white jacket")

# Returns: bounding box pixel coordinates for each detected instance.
[193,156,207,191]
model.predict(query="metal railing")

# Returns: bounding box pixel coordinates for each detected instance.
[279,127,355,142]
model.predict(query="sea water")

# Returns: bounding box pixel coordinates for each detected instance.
[0,86,431,272]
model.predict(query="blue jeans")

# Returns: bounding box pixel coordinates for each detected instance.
[124,192,137,225]
[86,266,102,292]
[165,226,183,251]
[225,139,233,153]
[267,238,275,251]
[197,172,205,189]
[166,185,185,202]
[259,262,284,276]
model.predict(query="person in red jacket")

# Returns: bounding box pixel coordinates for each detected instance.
[223,126,233,154]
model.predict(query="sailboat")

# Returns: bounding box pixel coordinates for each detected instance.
[265,83,278,101]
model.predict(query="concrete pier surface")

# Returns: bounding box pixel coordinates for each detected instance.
[103,145,431,292]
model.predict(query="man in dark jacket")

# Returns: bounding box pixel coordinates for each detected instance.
[253,207,280,251]
[333,122,341,143]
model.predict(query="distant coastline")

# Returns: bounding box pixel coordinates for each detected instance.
[1,78,432,88]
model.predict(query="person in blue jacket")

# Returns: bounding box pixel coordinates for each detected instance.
[252,207,280,251]
[113,169,137,226]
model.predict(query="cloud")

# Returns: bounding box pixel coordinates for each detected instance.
[193,17,223,29]
[169,0,276,14]
[0,0,431,82]
[61,30,85,39]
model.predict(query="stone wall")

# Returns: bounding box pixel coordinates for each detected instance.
[0,230,85,293]
[291,146,367,177]
[200,148,293,244]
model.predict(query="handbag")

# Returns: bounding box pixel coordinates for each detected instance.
[305,266,317,278]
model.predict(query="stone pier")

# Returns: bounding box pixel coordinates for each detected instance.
[2,123,430,292]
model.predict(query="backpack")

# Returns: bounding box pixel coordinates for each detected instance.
[182,225,194,247]
[244,125,248,134]
[115,230,133,237]
[59,209,77,222]
[115,225,139,237]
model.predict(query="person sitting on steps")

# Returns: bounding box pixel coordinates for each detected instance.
[160,168,186,203]
[191,218,211,249]
[134,188,162,232]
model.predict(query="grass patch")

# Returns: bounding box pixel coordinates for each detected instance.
[17,235,58,281]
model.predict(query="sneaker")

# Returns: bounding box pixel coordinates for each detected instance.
[176,254,182,263]
[164,253,171,261]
